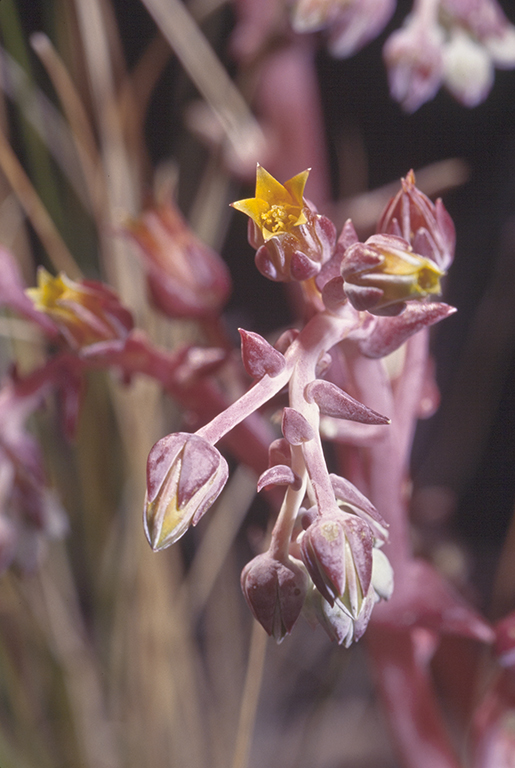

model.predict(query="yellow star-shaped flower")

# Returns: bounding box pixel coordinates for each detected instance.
[231,164,310,241]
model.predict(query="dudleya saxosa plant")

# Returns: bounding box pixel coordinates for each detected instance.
[144,167,456,645]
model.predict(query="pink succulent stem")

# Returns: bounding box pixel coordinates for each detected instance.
[367,626,463,768]
[342,328,468,767]
[197,310,359,447]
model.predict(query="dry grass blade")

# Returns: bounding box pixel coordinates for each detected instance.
[24,542,120,768]
[30,33,107,224]
[0,124,81,277]
[139,0,265,166]
[231,621,268,768]
[0,45,91,212]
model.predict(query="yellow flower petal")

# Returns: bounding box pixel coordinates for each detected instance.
[231,165,311,241]
[283,168,310,207]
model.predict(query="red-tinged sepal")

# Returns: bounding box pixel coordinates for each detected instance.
[354,302,456,358]
[305,379,390,424]
[144,432,228,551]
[282,407,316,444]
[239,329,286,379]
[257,464,301,492]
[241,552,308,642]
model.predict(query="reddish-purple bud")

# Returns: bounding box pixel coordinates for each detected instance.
[144,432,228,551]
[241,553,308,641]
[282,407,316,445]
[377,170,456,270]
[305,379,390,424]
[300,510,374,616]
[125,199,231,319]
[239,329,286,379]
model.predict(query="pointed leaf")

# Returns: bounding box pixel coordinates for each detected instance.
[239,329,286,378]
[306,379,390,424]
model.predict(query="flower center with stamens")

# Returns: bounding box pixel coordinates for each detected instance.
[260,204,297,234]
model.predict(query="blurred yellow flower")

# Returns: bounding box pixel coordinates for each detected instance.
[231,164,310,241]
[27,267,133,348]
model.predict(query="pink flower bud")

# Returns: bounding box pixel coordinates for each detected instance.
[377,170,456,271]
[341,233,445,316]
[241,552,308,641]
[300,509,374,617]
[125,199,231,319]
[144,432,228,551]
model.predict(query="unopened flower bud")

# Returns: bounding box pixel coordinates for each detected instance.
[125,198,231,319]
[377,170,456,271]
[241,552,308,641]
[26,268,134,349]
[341,233,445,316]
[144,432,228,551]
[300,509,374,617]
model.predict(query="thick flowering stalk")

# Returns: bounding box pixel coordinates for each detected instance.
[241,551,308,641]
